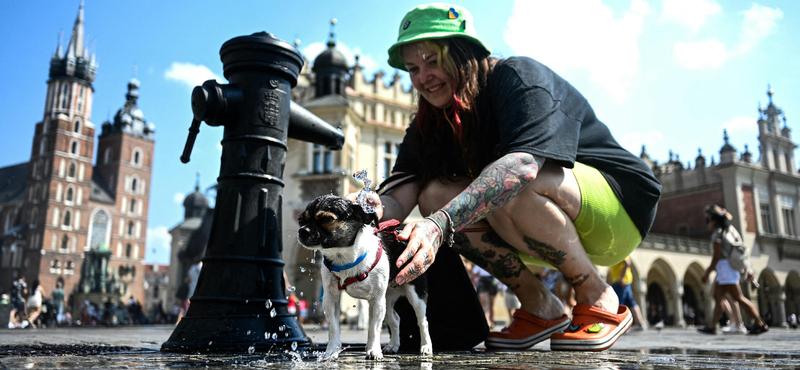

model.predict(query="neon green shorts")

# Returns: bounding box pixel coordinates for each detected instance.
[519,162,641,268]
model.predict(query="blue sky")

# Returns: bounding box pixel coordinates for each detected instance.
[1,0,798,266]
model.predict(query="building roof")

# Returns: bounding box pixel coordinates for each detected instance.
[169,217,203,233]
[0,162,29,204]
[90,172,115,204]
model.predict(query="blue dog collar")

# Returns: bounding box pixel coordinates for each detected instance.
[324,252,368,272]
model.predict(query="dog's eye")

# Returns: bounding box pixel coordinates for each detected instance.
[315,212,337,224]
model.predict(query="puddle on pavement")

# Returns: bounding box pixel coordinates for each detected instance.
[2,345,799,369]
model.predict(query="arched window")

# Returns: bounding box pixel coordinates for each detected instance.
[73,120,81,133]
[62,210,72,227]
[61,235,69,250]
[132,148,142,166]
[70,141,78,155]
[129,199,137,214]
[65,187,74,203]
[68,162,76,178]
[131,178,138,193]
[59,83,69,109]
[89,210,110,251]
[127,221,135,236]
[125,243,133,258]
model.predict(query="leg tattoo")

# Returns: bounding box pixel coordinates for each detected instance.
[452,231,526,290]
[566,273,589,288]
[523,237,566,266]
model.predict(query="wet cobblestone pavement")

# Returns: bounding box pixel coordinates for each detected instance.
[2,326,799,369]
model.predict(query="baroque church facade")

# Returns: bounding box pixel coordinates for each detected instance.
[0,3,155,311]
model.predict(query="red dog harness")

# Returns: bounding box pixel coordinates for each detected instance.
[330,219,400,290]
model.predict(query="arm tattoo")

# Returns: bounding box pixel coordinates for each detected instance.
[452,232,525,290]
[443,153,541,230]
[523,236,566,266]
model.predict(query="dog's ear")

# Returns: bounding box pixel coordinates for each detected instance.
[350,202,379,226]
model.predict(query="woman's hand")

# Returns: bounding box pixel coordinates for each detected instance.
[394,219,443,285]
[345,191,384,220]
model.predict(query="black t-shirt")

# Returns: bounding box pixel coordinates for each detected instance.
[387,56,662,238]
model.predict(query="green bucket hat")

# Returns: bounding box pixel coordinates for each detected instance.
[387,3,490,70]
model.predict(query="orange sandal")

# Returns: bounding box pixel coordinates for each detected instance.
[550,304,632,352]
[485,310,570,350]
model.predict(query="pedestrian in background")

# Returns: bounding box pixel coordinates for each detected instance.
[698,204,768,335]
[26,280,45,328]
[608,257,647,330]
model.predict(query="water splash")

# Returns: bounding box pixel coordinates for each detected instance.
[278,325,286,332]
[247,346,255,354]
[353,169,376,214]
[270,308,277,318]
[265,299,273,309]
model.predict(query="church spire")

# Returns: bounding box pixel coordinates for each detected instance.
[66,0,85,60]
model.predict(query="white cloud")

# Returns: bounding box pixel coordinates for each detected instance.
[173,192,185,205]
[673,39,728,70]
[672,4,782,71]
[722,116,755,133]
[504,0,650,103]
[145,226,172,265]
[660,0,721,33]
[620,130,665,156]
[736,4,783,55]
[164,62,222,89]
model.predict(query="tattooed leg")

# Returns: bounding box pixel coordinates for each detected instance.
[453,229,566,319]
[484,163,619,313]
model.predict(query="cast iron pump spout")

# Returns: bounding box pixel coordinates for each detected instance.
[164,32,343,353]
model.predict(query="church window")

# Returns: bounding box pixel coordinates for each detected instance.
[65,187,74,203]
[68,162,76,178]
[132,148,142,166]
[131,177,138,193]
[59,83,69,110]
[73,120,81,133]
[127,221,135,236]
[89,210,110,251]
[70,141,78,155]
[60,235,69,251]
[126,243,133,258]
[129,199,137,214]
[62,210,72,228]
[76,86,85,112]
[65,260,74,274]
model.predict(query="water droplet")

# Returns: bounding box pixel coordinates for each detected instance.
[272,333,278,340]
[248,346,255,354]
[245,299,249,304]
[278,325,286,332]
[309,277,313,281]
[291,341,298,351]
[287,286,296,292]
[264,332,270,339]
[246,330,251,335]
[265,299,273,309]
[208,341,213,346]
[299,291,304,297]
[299,267,306,273]
[270,308,277,317]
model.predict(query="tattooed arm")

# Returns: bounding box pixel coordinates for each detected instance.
[395,152,544,284]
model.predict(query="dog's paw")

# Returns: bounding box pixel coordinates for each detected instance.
[382,342,400,354]
[420,344,433,356]
[365,349,384,361]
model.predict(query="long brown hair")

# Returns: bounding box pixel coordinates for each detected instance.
[410,38,497,183]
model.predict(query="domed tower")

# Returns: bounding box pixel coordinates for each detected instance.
[757,85,796,172]
[93,78,155,302]
[183,176,208,219]
[312,19,349,97]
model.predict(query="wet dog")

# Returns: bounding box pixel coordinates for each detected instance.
[297,194,432,360]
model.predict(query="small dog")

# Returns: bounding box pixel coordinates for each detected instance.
[298,194,432,360]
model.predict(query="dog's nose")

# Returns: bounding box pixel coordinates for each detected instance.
[298,227,311,239]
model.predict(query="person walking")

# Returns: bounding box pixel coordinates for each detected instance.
[608,257,647,330]
[697,205,768,335]
[354,2,661,351]
[26,280,45,328]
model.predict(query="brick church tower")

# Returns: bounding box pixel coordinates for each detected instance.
[0,1,155,312]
